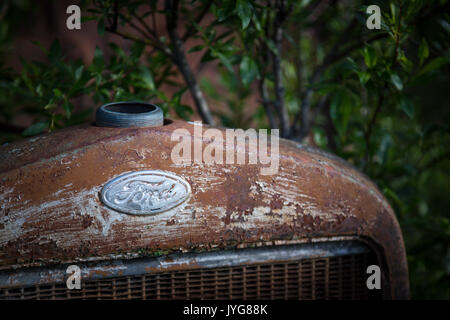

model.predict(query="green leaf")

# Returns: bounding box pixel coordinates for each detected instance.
[236,0,253,29]
[63,100,73,119]
[92,46,104,72]
[356,71,371,85]
[173,87,188,103]
[330,90,353,137]
[417,57,449,78]
[23,121,49,136]
[94,74,101,86]
[53,88,63,98]
[156,90,169,102]
[174,104,194,120]
[81,15,97,23]
[140,67,155,90]
[239,56,258,87]
[312,127,327,148]
[314,83,342,95]
[362,46,377,68]
[200,78,220,100]
[131,41,145,60]
[98,17,105,36]
[216,2,234,22]
[400,97,414,119]
[399,52,413,72]
[216,52,234,73]
[200,49,215,63]
[383,187,405,214]
[31,41,48,54]
[44,103,57,110]
[265,39,277,54]
[188,45,204,53]
[35,84,44,97]
[418,38,429,65]
[75,65,84,81]
[390,73,403,91]
[20,69,33,93]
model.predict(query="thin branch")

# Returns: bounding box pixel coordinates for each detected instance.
[165,0,215,125]
[257,18,278,130]
[364,86,386,164]
[103,0,118,31]
[307,0,335,24]
[392,4,402,66]
[131,11,159,40]
[152,8,159,37]
[323,101,337,152]
[310,95,328,126]
[259,76,277,129]
[292,66,322,141]
[123,12,154,41]
[272,0,290,137]
[103,1,171,57]
[181,0,213,41]
[106,28,172,57]
[112,0,118,30]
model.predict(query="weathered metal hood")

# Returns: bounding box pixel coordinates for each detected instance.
[0,119,409,298]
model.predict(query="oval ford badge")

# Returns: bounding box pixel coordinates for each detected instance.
[100,170,191,215]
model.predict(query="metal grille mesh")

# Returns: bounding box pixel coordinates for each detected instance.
[0,251,381,300]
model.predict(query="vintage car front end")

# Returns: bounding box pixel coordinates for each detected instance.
[0,103,409,299]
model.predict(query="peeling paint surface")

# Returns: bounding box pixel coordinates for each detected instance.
[0,120,409,299]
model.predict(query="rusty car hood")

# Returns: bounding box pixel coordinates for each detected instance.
[0,120,409,298]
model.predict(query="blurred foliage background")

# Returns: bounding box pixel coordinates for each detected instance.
[0,0,449,298]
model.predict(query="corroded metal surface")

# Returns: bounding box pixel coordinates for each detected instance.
[1,241,379,300]
[0,120,409,298]
[0,241,370,288]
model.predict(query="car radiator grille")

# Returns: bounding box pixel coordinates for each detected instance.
[0,241,383,300]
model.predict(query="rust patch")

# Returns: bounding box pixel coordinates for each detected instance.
[221,166,262,225]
